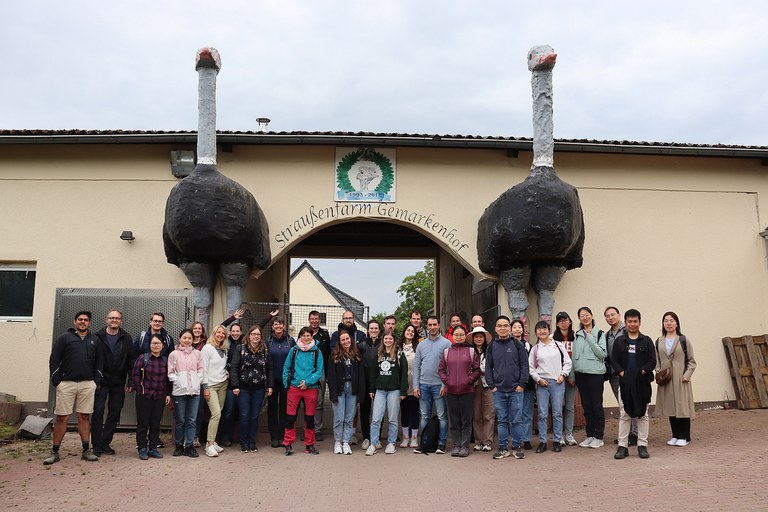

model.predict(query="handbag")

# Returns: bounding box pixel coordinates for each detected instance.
[655,368,672,386]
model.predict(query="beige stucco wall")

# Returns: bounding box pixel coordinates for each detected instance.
[1,142,766,406]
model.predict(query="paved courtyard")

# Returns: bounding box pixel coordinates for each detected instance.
[0,408,766,511]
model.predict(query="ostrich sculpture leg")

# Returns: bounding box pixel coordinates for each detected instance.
[500,267,530,332]
[532,265,565,325]
[181,261,216,327]
[221,262,250,317]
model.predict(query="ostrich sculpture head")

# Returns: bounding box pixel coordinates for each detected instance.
[527,45,557,72]
[196,47,221,72]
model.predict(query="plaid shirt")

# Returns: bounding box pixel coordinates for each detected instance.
[130,354,170,400]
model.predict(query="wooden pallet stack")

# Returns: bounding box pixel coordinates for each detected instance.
[722,335,768,409]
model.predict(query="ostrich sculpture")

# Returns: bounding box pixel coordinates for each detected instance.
[477,45,584,328]
[163,47,271,328]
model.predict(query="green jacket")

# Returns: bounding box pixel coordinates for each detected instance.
[571,328,607,375]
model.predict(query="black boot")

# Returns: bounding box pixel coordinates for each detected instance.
[173,444,184,457]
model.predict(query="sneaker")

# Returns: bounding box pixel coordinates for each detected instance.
[436,445,446,454]
[305,444,320,455]
[81,449,99,462]
[614,446,629,459]
[361,439,371,450]
[271,439,281,448]
[184,446,199,458]
[241,446,249,453]
[579,436,595,447]
[173,444,184,456]
[451,446,461,457]
[350,434,358,445]
[628,433,638,447]
[482,444,493,452]
[675,439,689,447]
[248,445,258,453]
[315,431,324,442]
[409,437,419,448]
[565,434,577,446]
[493,448,510,459]
[638,445,650,458]
[158,441,165,449]
[400,438,410,448]
[385,443,396,454]
[512,446,525,459]
[284,444,294,456]
[553,443,562,452]
[523,441,533,450]
[43,451,60,465]
[193,437,201,447]
[334,441,343,454]
[458,447,469,457]
[588,438,605,449]
[365,444,377,456]
[101,445,116,455]
[148,449,163,459]
[342,443,352,455]
[667,437,679,446]
[138,448,149,460]
[535,442,547,453]
[205,444,219,457]
[474,443,484,451]
[412,446,423,454]
[213,442,224,453]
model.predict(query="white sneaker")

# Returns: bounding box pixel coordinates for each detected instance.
[361,439,371,450]
[474,443,484,451]
[349,434,358,445]
[385,443,396,454]
[675,439,689,446]
[400,438,409,448]
[333,441,343,454]
[342,443,352,455]
[588,438,605,449]
[667,437,679,446]
[565,434,577,446]
[579,436,595,447]
[365,444,377,456]
[409,437,419,448]
[213,442,224,453]
[205,444,219,457]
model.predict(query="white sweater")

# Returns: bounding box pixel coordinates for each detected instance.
[201,344,229,385]
[529,340,572,381]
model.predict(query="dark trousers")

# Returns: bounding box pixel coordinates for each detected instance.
[359,390,372,440]
[575,372,605,439]
[400,395,420,430]
[669,416,691,441]
[135,394,165,450]
[91,384,125,449]
[268,381,288,442]
[445,392,474,449]
[218,388,238,443]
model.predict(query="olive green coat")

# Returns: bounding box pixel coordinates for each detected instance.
[654,335,697,419]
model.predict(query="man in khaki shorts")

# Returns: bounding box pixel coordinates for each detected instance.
[44,311,103,465]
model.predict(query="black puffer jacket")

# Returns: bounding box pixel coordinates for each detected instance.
[50,329,102,386]
[95,327,133,387]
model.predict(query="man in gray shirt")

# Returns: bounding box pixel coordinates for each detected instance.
[412,315,451,454]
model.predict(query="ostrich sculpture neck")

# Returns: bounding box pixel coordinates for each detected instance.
[196,48,221,166]
[528,45,557,170]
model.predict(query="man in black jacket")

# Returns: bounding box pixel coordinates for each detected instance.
[91,309,132,456]
[44,311,103,465]
[611,309,655,460]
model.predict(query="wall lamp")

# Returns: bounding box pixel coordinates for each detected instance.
[120,231,135,241]
[760,228,768,240]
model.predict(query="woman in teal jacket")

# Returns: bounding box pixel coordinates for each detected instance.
[571,306,607,449]
[282,327,324,455]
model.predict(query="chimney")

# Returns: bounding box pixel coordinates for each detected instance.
[256,117,271,133]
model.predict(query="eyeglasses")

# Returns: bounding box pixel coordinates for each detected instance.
[107,316,122,320]
[76,318,90,322]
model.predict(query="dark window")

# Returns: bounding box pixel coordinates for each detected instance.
[319,312,327,325]
[0,266,36,319]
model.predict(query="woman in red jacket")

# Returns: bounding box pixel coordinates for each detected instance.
[439,325,480,457]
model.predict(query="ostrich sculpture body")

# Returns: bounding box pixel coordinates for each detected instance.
[163,48,271,328]
[477,45,584,327]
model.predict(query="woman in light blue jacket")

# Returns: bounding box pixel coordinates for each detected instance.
[571,307,607,449]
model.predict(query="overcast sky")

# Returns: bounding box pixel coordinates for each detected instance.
[4,1,767,313]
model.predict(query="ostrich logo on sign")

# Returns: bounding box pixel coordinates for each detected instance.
[335,147,396,202]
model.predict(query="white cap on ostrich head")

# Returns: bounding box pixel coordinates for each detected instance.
[528,45,557,170]
[195,47,221,166]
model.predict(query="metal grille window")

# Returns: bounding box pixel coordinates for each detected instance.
[0,264,36,320]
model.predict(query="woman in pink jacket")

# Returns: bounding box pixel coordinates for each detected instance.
[438,325,480,457]
[168,329,207,457]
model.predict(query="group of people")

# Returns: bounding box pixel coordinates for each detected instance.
[44,305,696,464]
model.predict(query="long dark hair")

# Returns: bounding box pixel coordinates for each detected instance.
[661,311,682,336]
[398,323,419,350]
[510,319,526,342]
[332,329,361,363]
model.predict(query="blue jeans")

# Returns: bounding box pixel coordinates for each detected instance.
[331,382,357,443]
[536,379,565,443]
[492,390,523,449]
[370,389,401,445]
[418,384,448,447]
[218,388,238,444]
[522,389,535,442]
[173,394,200,447]
[238,387,266,448]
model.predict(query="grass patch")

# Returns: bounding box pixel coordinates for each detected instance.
[0,424,18,441]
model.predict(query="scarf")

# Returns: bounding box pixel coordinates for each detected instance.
[297,339,315,352]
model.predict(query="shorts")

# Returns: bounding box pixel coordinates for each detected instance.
[54,380,97,415]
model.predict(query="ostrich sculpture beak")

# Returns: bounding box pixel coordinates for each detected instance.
[528,46,557,71]
[196,47,222,72]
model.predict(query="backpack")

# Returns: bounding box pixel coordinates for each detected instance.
[286,347,319,385]
[420,415,440,453]
[532,341,566,369]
